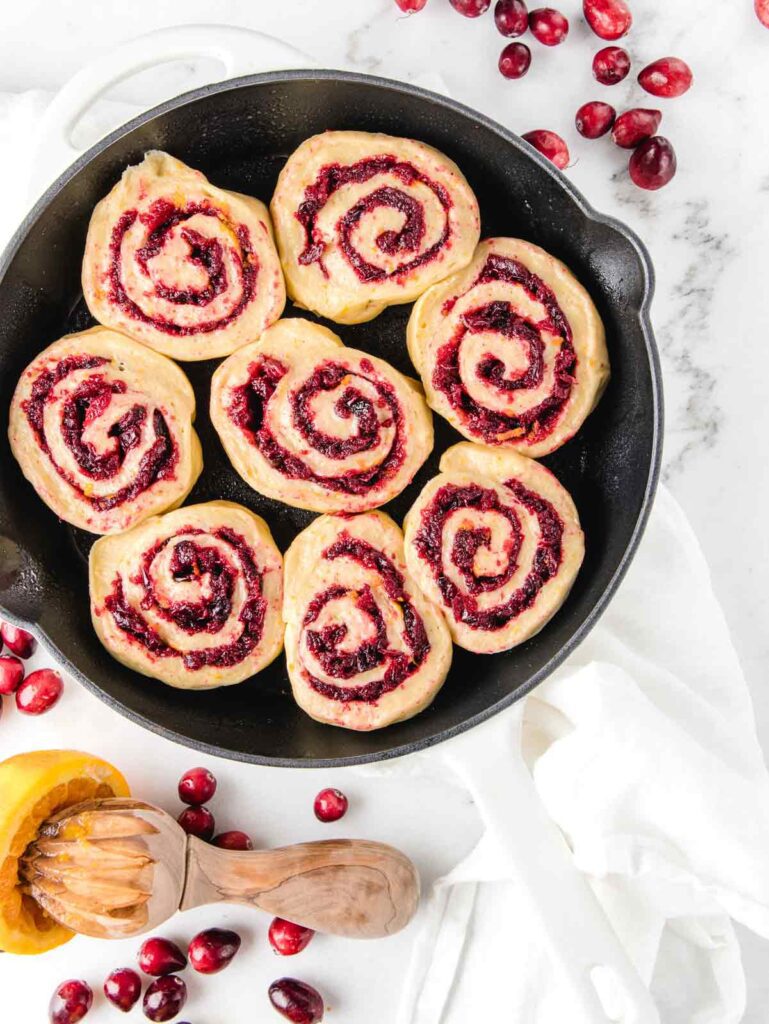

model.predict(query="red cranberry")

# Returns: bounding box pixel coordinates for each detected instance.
[49,980,93,1024]
[583,0,632,40]
[178,766,217,806]
[395,0,428,10]
[104,968,142,1013]
[268,978,324,1024]
[575,101,616,139]
[757,0,769,27]
[177,805,215,841]
[449,0,491,16]
[188,927,242,974]
[0,654,24,694]
[213,829,253,850]
[138,936,188,976]
[629,136,677,190]
[143,975,187,1023]
[499,42,531,78]
[16,668,62,715]
[592,45,630,85]
[494,0,528,36]
[529,7,568,45]
[313,788,348,822]
[1,622,36,658]
[611,108,661,148]
[521,130,570,169]
[269,918,315,957]
[638,57,692,98]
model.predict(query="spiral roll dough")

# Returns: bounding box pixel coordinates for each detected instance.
[90,501,284,689]
[408,238,610,457]
[270,131,481,324]
[404,443,584,654]
[283,512,452,730]
[82,151,286,360]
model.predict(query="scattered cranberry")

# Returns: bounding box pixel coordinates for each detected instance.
[268,978,324,1024]
[583,0,632,40]
[49,980,93,1024]
[104,968,142,1013]
[529,7,568,45]
[611,108,661,148]
[494,0,528,36]
[313,788,348,823]
[15,668,62,715]
[521,129,570,169]
[638,57,692,98]
[592,45,630,85]
[499,41,531,78]
[1,621,36,658]
[188,927,242,974]
[213,830,253,850]
[177,805,215,841]
[575,101,616,139]
[178,766,217,806]
[143,975,187,1023]
[757,0,769,27]
[269,918,315,957]
[0,654,24,694]
[629,136,677,190]
[394,0,428,11]
[449,0,491,15]
[138,936,188,977]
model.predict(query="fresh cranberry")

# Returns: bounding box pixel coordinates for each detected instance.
[494,0,528,36]
[521,130,570,169]
[15,668,62,715]
[177,805,215,841]
[213,829,253,850]
[583,0,632,40]
[449,0,491,16]
[137,936,188,977]
[611,108,661,148]
[269,918,315,957]
[1,622,36,658]
[395,0,428,10]
[757,0,769,27]
[575,101,616,139]
[178,766,217,806]
[143,975,187,1023]
[638,57,692,98]
[592,45,630,85]
[313,788,348,822]
[629,136,677,190]
[499,42,531,78]
[0,654,24,694]
[188,927,242,974]
[49,980,93,1024]
[268,978,324,1024]
[529,7,568,45]
[104,968,142,1013]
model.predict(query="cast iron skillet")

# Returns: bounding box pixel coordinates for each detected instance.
[0,71,662,767]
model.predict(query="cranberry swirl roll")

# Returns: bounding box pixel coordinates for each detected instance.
[283,512,452,730]
[408,238,610,457]
[8,328,202,535]
[210,318,433,513]
[404,443,584,654]
[90,501,284,689]
[270,131,481,324]
[82,151,286,360]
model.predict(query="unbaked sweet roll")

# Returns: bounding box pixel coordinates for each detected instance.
[82,151,286,361]
[8,328,202,535]
[270,131,481,324]
[90,501,283,689]
[407,238,610,457]
[283,512,452,730]
[403,443,584,654]
[210,318,433,513]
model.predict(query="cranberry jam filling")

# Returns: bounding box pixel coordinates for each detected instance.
[433,255,576,445]
[228,356,406,495]
[105,527,266,670]
[302,533,430,703]
[109,199,258,336]
[414,480,564,631]
[295,156,452,282]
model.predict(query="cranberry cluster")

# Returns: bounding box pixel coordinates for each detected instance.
[0,620,63,720]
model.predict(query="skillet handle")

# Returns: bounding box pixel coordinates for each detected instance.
[441,706,660,1024]
[28,24,316,197]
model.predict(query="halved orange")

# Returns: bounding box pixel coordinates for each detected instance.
[0,750,129,954]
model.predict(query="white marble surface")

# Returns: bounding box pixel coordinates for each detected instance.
[0,0,767,1020]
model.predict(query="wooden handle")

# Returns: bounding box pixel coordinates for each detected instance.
[181,838,420,939]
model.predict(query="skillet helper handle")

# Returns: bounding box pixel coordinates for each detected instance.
[443,708,660,1024]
